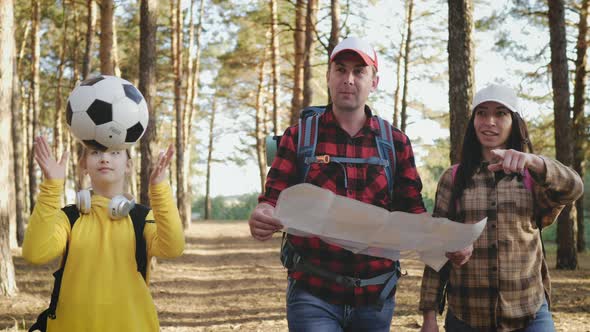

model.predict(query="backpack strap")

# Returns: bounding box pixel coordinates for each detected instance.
[297,107,325,183]
[129,203,151,281]
[375,116,396,197]
[296,106,397,193]
[29,204,150,332]
[49,205,79,317]
[451,164,460,212]
[280,236,401,310]
[29,205,80,331]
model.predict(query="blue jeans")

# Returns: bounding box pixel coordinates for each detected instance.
[444,299,555,332]
[286,279,395,332]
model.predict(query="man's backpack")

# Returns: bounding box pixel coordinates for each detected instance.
[435,164,538,315]
[28,204,151,332]
[266,105,397,195]
[270,106,401,309]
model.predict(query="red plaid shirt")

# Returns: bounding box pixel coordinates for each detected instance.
[260,105,426,306]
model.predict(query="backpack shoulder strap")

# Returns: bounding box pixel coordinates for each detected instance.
[451,164,461,211]
[374,116,397,196]
[129,203,151,281]
[451,164,459,181]
[61,204,80,229]
[35,205,80,325]
[523,169,534,192]
[59,205,79,271]
[297,106,326,183]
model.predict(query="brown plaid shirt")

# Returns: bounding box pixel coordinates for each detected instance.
[419,156,583,331]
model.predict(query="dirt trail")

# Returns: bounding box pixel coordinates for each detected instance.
[2,221,589,331]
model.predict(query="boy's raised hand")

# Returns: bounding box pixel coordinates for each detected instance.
[34,136,69,180]
[150,144,174,185]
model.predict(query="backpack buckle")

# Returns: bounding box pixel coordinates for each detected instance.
[316,155,330,164]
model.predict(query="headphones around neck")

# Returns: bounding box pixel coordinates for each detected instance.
[76,189,136,220]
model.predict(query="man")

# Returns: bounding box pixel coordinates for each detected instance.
[249,37,426,331]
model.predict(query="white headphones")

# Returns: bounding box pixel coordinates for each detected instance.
[76,189,136,220]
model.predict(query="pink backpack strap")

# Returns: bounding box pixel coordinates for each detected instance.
[450,164,459,212]
[451,164,459,181]
[522,169,534,192]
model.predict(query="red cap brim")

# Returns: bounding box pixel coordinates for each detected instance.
[331,49,377,70]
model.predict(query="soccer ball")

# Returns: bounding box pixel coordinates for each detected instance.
[66,75,149,151]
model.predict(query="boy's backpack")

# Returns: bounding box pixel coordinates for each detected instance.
[435,164,539,315]
[28,204,151,332]
[267,105,397,195]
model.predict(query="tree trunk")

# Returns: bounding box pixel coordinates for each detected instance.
[0,0,18,296]
[16,22,30,76]
[171,0,189,229]
[290,0,305,125]
[82,0,96,79]
[448,0,474,164]
[70,0,80,85]
[112,14,121,77]
[71,5,86,191]
[17,22,30,218]
[572,0,588,253]
[548,0,577,270]
[187,0,205,140]
[28,0,41,214]
[183,0,196,139]
[255,50,268,193]
[120,6,134,199]
[270,0,281,135]
[181,0,195,207]
[11,35,25,247]
[182,0,205,218]
[400,0,414,133]
[328,0,340,56]
[139,0,158,205]
[204,97,217,220]
[393,25,405,128]
[54,1,68,162]
[302,0,318,108]
[99,0,114,75]
[326,0,340,104]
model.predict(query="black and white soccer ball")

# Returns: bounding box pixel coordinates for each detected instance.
[66,75,149,151]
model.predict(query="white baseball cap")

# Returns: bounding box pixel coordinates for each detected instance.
[330,37,378,71]
[472,84,521,113]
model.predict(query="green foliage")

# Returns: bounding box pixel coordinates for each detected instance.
[193,192,259,220]
[541,216,590,248]
[526,112,555,157]
[417,137,451,213]
[541,168,589,247]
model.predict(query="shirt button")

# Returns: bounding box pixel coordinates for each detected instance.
[491,201,496,207]
[491,243,497,249]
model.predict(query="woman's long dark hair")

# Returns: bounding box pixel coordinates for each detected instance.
[448,111,534,219]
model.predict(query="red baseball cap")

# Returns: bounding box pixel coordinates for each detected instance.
[330,37,378,71]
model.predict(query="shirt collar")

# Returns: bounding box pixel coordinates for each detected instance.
[322,104,380,136]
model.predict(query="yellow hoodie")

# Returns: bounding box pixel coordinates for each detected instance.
[23,179,185,332]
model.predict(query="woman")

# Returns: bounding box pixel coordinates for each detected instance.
[419,84,583,332]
